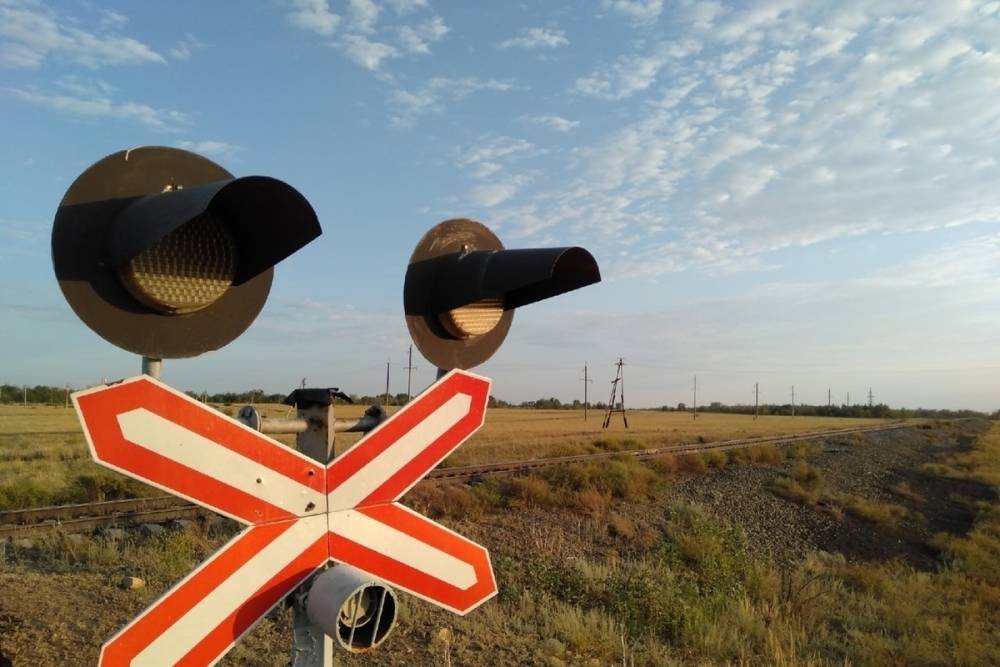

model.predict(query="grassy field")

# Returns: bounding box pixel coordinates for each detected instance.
[0,417,994,665]
[0,401,884,510]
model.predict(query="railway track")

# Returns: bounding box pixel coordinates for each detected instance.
[0,421,919,537]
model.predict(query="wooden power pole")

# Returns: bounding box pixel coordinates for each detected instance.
[384,361,390,409]
[602,359,628,429]
[581,362,593,421]
[404,345,417,403]
[693,375,698,420]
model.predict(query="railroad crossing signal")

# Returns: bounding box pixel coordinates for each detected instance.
[52,146,321,359]
[73,369,496,665]
[404,218,601,370]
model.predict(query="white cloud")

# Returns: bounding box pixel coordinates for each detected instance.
[390,77,514,126]
[348,0,380,34]
[457,136,535,169]
[867,233,1000,289]
[177,140,242,157]
[7,82,187,130]
[287,0,340,35]
[340,34,398,71]
[466,2,1000,283]
[602,0,663,23]
[521,114,580,132]
[167,34,205,61]
[573,40,701,99]
[0,0,165,68]
[470,182,522,208]
[498,27,568,50]
[396,16,448,54]
[386,0,429,15]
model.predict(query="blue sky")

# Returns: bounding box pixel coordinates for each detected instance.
[2,0,1000,411]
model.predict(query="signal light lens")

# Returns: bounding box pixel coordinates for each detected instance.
[439,297,504,339]
[118,212,237,314]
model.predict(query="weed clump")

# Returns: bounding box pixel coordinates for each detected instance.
[845,499,907,525]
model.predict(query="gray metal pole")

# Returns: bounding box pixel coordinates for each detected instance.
[141,356,162,380]
[291,391,335,667]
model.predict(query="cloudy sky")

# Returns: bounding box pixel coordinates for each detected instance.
[2,0,999,410]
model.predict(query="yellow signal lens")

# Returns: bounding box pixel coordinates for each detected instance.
[439,297,504,339]
[118,213,237,314]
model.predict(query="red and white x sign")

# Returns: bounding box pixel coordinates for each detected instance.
[73,369,496,666]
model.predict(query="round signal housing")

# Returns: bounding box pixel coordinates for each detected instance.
[52,146,322,359]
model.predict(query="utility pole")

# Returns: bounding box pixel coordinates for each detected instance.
[847,391,850,406]
[692,375,698,420]
[602,358,628,428]
[791,385,795,417]
[754,382,759,420]
[868,387,874,408]
[581,362,593,421]
[23,385,27,407]
[404,345,417,403]
[384,361,391,409]
[65,385,70,409]
[828,387,831,408]
[301,378,307,390]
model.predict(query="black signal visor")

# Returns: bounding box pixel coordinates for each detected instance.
[405,246,600,316]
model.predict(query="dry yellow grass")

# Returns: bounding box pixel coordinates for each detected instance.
[450,408,885,466]
[0,402,887,509]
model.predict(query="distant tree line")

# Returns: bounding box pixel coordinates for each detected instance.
[664,401,990,420]
[0,384,73,405]
[2,383,996,420]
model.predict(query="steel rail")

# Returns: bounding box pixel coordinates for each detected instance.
[0,420,922,537]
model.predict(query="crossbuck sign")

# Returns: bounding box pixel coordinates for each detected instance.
[73,369,497,666]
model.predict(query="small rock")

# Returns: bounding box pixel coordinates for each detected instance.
[120,576,145,590]
[141,523,166,537]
